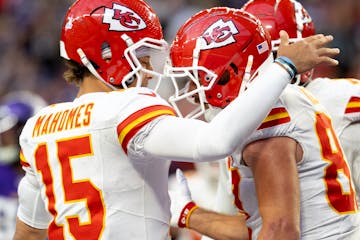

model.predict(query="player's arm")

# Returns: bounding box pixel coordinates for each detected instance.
[188,208,248,240]
[139,33,339,163]
[13,165,51,240]
[170,169,249,240]
[243,137,301,239]
[13,218,47,240]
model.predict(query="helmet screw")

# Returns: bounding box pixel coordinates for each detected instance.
[110,77,115,83]
[217,93,222,99]
[205,75,211,82]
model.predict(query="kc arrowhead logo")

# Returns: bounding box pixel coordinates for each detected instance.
[103,3,146,31]
[200,19,239,50]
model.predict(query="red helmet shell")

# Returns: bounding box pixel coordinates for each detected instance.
[60,0,163,86]
[170,7,272,108]
[243,0,315,41]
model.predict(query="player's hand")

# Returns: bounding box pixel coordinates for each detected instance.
[277,30,340,73]
[169,168,198,228]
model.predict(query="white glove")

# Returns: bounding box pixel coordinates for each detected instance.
[169,168,198,228]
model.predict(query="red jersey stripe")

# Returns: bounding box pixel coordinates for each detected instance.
[117,105,176,153]
[257,107,290,130]
[345,96,360,114]
[19,150,30,167]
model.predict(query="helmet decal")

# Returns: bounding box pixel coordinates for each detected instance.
[65,17,74,30]
[256,41,270,54]
[294,1,312,34]
[60,0,166,88]
[167,7,272,117]
[103,3,146,31]
[201,19,239,50]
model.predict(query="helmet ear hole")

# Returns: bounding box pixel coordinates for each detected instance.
[217,70,230,86]
[230,63,238,74]
[101,42,112,61]
[124,74,136,86]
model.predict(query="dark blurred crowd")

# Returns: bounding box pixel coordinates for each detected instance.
[0,0,359,104]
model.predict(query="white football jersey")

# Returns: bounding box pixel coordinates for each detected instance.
[18,88,176,240]
[227,85,360,239]
[305,78,360,135]
[306,78,360,202]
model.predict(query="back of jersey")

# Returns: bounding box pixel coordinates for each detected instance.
[229,85,360,239]
[18,89,175,240]
[306,78,360,134]
[306,77,360,205]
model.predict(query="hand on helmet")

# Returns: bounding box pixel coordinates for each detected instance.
[277,30,340,73]
[169,168,198,228]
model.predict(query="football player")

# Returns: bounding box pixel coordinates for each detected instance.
[244,0,360,204]
[13,0,340,239]
[168,4,360,240]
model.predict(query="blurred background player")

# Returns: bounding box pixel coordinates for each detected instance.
[243,0,360,204]
[166,5,351,240]
[0,90,46,240]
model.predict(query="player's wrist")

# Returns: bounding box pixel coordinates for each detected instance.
[178,201,199,228]
[274,56,298,81]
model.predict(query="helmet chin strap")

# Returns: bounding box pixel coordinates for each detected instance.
[239,55,254,95]
[77,48,117,90]
[121,33,134,47]
[121,33,138,89]
[188,38,208,118]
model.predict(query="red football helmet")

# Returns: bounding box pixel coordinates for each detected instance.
[60,0,168,89]
[166,7,272,119]
[242,0,315,50]
[243,0,315,85]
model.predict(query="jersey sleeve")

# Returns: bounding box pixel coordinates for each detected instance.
[344,96,360,122]
[117,103,176,154]
[17,148,51,229]
[132,63,291,162]
[17,170,52,229]
[113,88,177,155]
